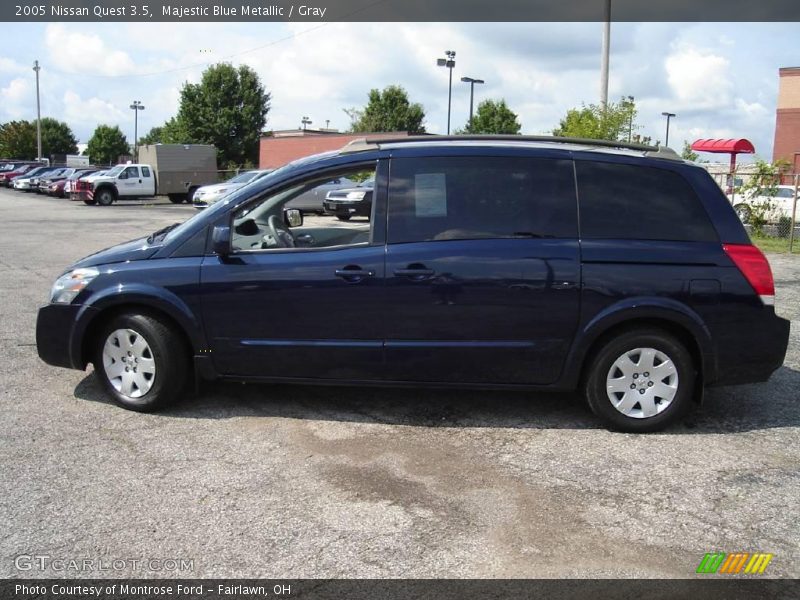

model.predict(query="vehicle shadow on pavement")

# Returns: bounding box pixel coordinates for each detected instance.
[73,365,800,434]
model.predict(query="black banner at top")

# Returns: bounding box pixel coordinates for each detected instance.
[4,0,800,22]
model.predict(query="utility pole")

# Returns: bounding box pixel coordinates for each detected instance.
[33,60,42,161]
[600,0,611,107]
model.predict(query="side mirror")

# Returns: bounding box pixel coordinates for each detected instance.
[211,225,231,256]
[284,208,303,228]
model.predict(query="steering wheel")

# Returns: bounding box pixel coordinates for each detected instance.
[267,214,295,248]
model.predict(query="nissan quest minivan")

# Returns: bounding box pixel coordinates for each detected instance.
[36,136,790,432]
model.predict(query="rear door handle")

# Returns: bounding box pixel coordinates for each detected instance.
[394,266,436,280]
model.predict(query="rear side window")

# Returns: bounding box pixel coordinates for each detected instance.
[141,166,151,177]
[388,156,577,243]
[576,161,717,242]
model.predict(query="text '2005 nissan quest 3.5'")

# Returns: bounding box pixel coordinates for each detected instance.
[36,136,790,432]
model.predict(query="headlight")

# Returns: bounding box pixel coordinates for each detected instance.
[345,191,368,200]
[50,267,99,304]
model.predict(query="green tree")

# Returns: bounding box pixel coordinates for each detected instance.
[553,98,637,142]
[40,117,79,156]
[138,116,190,145]
[86,124,129,165]
[681,142,699,161]
[460,99,521,134]
[175,63,270,166]
[0,118,77,159]
[0,120,37,159]
[738,158,791,233]
[347,85,426,134]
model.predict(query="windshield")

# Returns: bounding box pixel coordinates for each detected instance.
[229,171,259,184]
[104,165,124,177]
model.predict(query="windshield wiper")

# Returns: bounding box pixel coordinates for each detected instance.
[147,222,181,244]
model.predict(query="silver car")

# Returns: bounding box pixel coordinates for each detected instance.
[193,170,272,209]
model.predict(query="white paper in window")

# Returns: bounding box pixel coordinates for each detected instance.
[414,173,447,217]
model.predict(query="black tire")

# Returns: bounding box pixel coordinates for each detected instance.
[168,194,185,204]
[584,328,695,433]
[186,187,198,204]
[95,188,115,206]
[93,312,189,412]
[83,198,97,206]
[336,215,352,221]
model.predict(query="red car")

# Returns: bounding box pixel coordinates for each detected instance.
[0,163,38,187]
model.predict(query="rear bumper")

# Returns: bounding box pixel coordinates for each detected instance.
[710,313,791,386]
[36,303,96,369]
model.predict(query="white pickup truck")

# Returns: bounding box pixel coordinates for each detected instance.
[75,144,218,206]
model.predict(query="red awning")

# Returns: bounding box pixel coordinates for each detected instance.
[691,138,755,154]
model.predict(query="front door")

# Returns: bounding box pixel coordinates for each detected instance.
[382,155,581,385]
[200,161,386,380]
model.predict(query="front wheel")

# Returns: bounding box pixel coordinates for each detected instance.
[95,188,115,206]
[83,198,97,206]
[336,215,351,221]
[584,328,695,432]
[93,313,189,412]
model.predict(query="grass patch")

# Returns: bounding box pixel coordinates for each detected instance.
[751,234,800,254]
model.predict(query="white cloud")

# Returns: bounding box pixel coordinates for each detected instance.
[63,90,127,128]
[0,78,31,119]
[44,24,136,75]
[664,43,733,110]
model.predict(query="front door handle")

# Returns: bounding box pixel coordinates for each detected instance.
[335,265,375,282]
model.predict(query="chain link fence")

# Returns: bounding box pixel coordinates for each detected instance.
[709,171,799,252]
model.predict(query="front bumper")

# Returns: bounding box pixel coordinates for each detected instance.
[36,303,97,370]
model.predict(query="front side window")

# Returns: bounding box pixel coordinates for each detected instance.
[576,161,718,242]
[230,165,377,252]
[123,166,139,178]
[387,156,577,244]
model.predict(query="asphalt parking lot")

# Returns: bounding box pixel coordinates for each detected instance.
[0,188,798,579]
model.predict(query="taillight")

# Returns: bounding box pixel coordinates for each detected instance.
[723,243,775,306]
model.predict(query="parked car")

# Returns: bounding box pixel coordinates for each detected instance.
[192,169,273,209]
[12,166,58,191]
[34,167,72,193]
[60,167,101,198]
[0,163,38,187]
[323,178,374,220]
[285,176,357,214]
[730,185,798,223]
[36,136,789,433]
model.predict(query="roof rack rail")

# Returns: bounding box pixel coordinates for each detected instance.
[341,134,682,161]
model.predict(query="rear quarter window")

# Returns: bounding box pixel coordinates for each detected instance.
[576,161,718,242]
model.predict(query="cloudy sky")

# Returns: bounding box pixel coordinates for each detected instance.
[0,21,796,161]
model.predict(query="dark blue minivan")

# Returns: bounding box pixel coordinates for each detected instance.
[36,136,790,432]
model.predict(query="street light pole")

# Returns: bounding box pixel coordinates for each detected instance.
[301,116,312,130]
[33,60,42,161]
[129,100,145,161]
[437,50,456,134]
[600,0,611,107]
[460,76,485,127]
[661,111,676,147]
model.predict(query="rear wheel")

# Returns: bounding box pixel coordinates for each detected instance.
[96,188,115,206]
[168,194,185,204]
[584,328,695,432]
[186,187,199,204]
[93,313,189,412]
[337,215,352,221]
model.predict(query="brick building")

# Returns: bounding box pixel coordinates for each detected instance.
[259,130,409,170]
[773,67,800,173]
